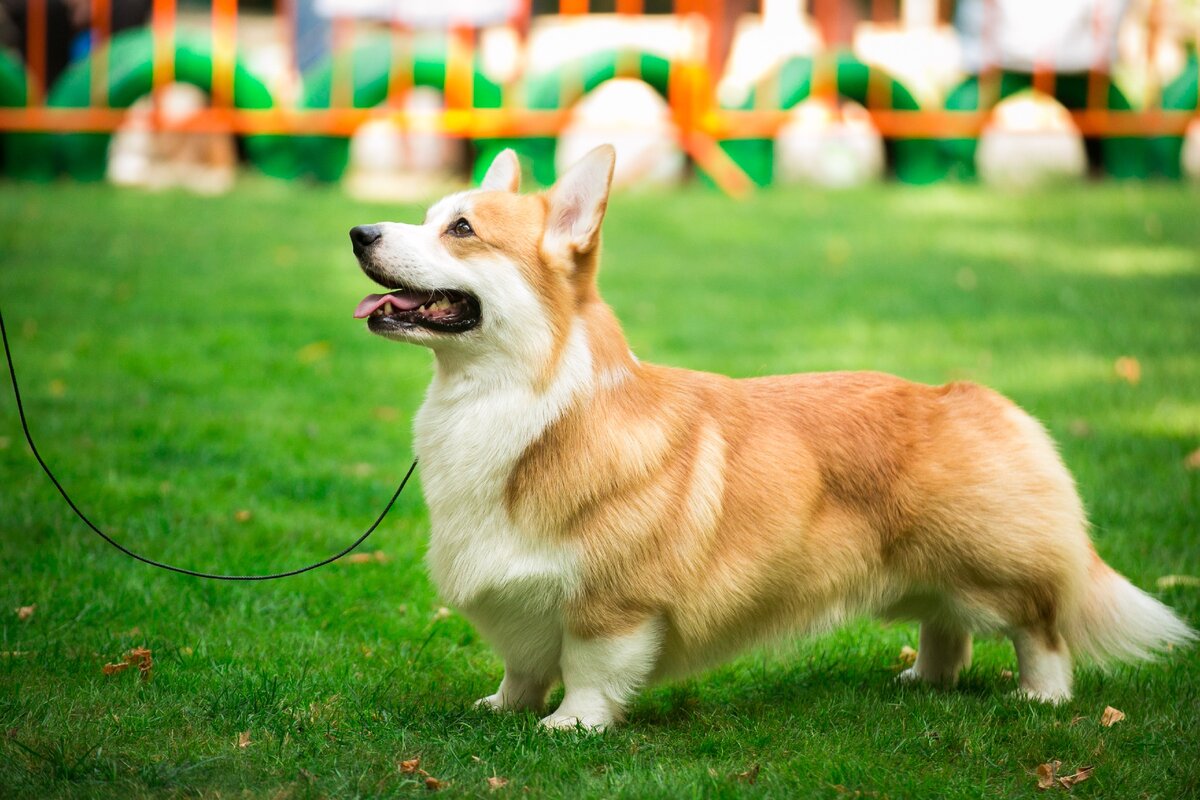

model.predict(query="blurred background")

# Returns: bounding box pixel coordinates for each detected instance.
[0,0,1197,197]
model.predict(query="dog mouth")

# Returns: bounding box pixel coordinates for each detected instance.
[353,287,482,334]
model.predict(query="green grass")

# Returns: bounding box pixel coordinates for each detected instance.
[1,179,1198,799]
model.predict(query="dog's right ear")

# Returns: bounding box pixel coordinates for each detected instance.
[481,148,521,193]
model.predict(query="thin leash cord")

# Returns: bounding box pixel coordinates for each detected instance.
[0,302,417,581]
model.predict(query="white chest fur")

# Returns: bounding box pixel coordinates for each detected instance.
[413,325,593,613]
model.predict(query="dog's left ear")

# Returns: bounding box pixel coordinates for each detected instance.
[546,144,615,256]
[481,148,521,193]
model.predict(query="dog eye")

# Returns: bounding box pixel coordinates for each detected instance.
[448,218,474,237]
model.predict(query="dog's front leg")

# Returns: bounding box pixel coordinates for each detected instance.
[540,617,665,732]
[474,612,561,714]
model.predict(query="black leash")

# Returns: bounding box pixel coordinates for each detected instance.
[0,302,417,581]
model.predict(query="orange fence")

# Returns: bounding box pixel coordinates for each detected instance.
[0,0,1196,191]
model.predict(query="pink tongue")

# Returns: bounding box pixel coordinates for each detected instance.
[353,292,426,319]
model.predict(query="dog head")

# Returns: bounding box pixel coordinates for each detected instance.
[351,145,616,374]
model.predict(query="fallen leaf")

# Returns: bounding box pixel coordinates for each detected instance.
[487,776,509,790]
[1156,575,1200,589]
[372,550,391,564]
[102,647,152,681]
[433,607,452,622]
[399,757,422,774]
[181,646,194,656]
[1100,706,1125,727]
[237,731,251,748]
[373,406,399,422]
[1113,356,1141,385]
[734,764,760,784]
[1036,760,1062,790]
[1000,669,1014,681]
[424,776,443,791]
[15,604,35,621]
[234,509,253,523]
[1058,765,1094,789]
[1067,419,1092,438]
[296,341,332,364]
[1186,448,1200,470]
[346,553,374,564]
[898,645,918,666]
[1069,715,1086,726]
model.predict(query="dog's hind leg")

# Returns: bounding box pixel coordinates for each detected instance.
[1011,627,1073,703]
[898,621,973,687]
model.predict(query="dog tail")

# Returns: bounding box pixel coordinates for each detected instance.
[1062,556,1196,665]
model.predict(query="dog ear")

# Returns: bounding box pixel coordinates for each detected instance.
[546,144,615,255]
[481,148,521,193]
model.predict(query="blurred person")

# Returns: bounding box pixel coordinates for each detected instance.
[954,0,1131,73]
[0,0,149,90]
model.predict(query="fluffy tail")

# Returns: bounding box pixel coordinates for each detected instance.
[1063,560,1196,665]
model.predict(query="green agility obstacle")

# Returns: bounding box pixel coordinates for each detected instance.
[941,72,1148,180]
[0,48,54,180]
[1148,53,1198,179]
[719,53,942,186]
[48,26,296,181]
[501,49,673,187]
[297,35,504,183]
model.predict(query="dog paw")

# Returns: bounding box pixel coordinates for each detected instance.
[475,694,504,711]
[1014,687,1071,705]
[896,666,922,684]
[539,711,611,732]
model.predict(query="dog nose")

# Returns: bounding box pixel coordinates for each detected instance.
[349,225,382,250]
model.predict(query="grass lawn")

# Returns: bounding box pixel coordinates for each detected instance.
[1,178,1198,799]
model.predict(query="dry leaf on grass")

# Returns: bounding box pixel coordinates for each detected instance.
[296,341,332,364]
[346,551,390,565]
[237,731,251,748]
[15,604,35,621]
[399,758,422,774]
[1036,761,1062,790]
[372,406,399,422]
[1000,669,1014,681]
[102,647,153,681]
[487,776,509,790]
[1185,448,1200,471]
[424,776,443,790]
[1114,356,1141,385]
[234,509,253,523]
[1057,766,1094,789]
[433,607,452,621]
[734,764,761,784]
[898,645,918,666]
[1100,706,1125,727]
[1157,574,1200,589]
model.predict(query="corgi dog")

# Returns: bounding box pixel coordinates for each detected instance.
[350,145,1194,730]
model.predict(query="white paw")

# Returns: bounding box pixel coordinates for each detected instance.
[1015,687,1071,705]
[896,666,922,684]
[475,694,504,711]
[539,711,611,732]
